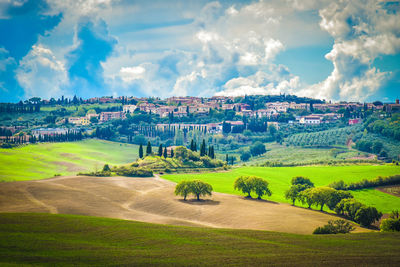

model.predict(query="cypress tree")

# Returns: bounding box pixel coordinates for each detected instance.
[210,146,215,159]
[158,144,163,157]
[200,139,206,157]
[139,144,143,158]
[190,139,195,151]
[163,147,168,158]
[170,149,174,158]
[226,154,228,163]
[146,141,152,156]
[194,142,197,152]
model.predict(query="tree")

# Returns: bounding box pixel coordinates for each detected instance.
[380,210,400,232]
[146,141,152,156]
[311,187,336,211]
[252,177,272,199]
[250,141,266,156]
[189,180,213,200]
[285,184,308,206]
[234,176,254,198]
[313,220,355,234]
[354,206,382,227]
[102,164,111,172]
[163,147,168,158]
[139,144,144,159]
[240,150,251,162]
[334,198,364,220]
[175,181,191,201]
[200,139,207,156]
[326,190,353,211]
[190,139,195,151]
[291,177,314,187]
[226,154,228,163]
[170,148,174,158]
[222,121,231,134]
[158,144,163,157]
[299,188,316,208]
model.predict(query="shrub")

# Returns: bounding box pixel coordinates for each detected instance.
[313,220,355,234]
[380,211,400,232]
[103,164,111,172]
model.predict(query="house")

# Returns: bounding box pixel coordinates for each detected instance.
[349,118,362,125]
[100,111,125,122]
[256,109,278,118]
[299,115,321,124]
[123,105,137,113]
[289,102,309,110]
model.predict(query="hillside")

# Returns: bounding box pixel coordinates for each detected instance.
[1,213,399,266]
[0,175,367,234]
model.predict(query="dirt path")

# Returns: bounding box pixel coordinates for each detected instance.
[0,175,370,234]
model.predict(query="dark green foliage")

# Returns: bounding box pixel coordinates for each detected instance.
[158,144,163,157]
[163,147,168,158]
[102,164,111,172]
[234,176,254,198]
[200,139,207,156]
[240,150,251,161]
[291,176,314,187]
[190,139,195,151]
[113,166,153,177]
[334,198,364,220]
[326,190,353,210]
[354,206,382,227]
[139,144,143,158]
[146,141,152,156]
[252,177,272,199]
[381,211,400,232]
[313,220,355,234]
[250,141,266,156]
[170,149,174,158]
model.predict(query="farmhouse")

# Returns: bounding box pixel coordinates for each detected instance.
[100,111,125,122]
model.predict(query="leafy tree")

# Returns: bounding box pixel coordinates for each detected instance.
[234,176,254,198]
[174,181,191,200]
[222,121,231,134]
[291,176,314,187]
[326,190,353,211]
[189,180,213,200]
[311,187,336,211]
[354,206,382,227]
[252,177,272,199]
[146,141,152,156]
[285,184,308,206]
[158,144,163,157]
[240,150,251,162]
[299,188,315,208]
[334,198,364,220]
[250,141,266,156]
[139,144,143,159]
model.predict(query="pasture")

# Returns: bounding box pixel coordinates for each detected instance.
[0,139,139,182]
[0,213,399,266]
[163,165,400,213]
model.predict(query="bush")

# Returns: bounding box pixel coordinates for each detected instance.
[113,166,153,177]
[380,218,400,232]
[313,220,355,234]
[330,175,400,191]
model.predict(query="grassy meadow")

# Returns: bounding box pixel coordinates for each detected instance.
[163,165,400,213]
[0,139,139,182]
[0,213,399,266]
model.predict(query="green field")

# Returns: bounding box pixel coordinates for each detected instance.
[163,165,400,213]
[0,139,139,182]
[0,213,399,266]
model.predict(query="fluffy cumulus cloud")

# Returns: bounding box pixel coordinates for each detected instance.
[16,45,67,99]
[0,0,399,101]
[299,0,400,101]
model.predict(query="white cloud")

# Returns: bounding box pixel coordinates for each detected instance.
[16,45,68,99]
[119,65,146,83]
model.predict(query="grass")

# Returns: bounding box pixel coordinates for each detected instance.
[0,213,399,266]
[0,139,139,182]
[163,165,400,213]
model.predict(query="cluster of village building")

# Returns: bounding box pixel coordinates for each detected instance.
[64,96,385,127]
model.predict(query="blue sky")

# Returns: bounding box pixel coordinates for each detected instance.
[0,0,399,103]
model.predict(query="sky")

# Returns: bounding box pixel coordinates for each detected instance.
[0,0,399,103]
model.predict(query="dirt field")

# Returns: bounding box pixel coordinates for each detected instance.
[376,185,400,197]
[0,175,370,234]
